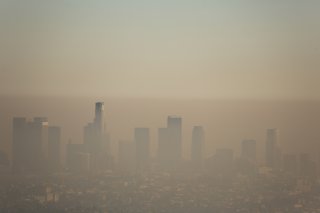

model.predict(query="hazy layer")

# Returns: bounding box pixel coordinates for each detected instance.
[0,0,320,99]
[1,96,320,164]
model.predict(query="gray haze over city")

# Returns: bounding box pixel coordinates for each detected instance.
[1,0,320,212]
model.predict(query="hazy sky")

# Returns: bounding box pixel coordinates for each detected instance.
[0,0,319,99]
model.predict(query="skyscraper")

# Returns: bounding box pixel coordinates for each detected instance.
[12,117,49,173]
[167,116,182,164]
[157,116,182,170]
[266,128,278,168]
[94,102,104,134]
[134,128,150,171]
[83,102,111,171]
[84,102,105,153]
[191,126,205,168]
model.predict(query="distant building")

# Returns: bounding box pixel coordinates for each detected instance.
[12,117,49,173]
[83,102,112,171]
[134,128,150,171]
[84,102,105,154]
[157,116,182,170]
[167,116,182,163]
[191,126,205,169]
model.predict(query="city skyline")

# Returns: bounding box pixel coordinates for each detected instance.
[1,98,320,163]
[4,101,320,174]
[1,1,320,212]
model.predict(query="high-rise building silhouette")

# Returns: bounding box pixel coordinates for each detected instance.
[12,117,49,173]
[157,116,182,170]
[191,126,205,169]
[94,102,104,134]
[84,102,105,153]
[134,128,150,171]
[83,102,111,171]
[241,139,256,162]
[265,128,278,168]
[167,116,182,165]
[48,126,61,172]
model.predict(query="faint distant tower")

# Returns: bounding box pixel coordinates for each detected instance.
[157,116,182,170]
[241,140,256,162]
[48,126,61,172]
[84,102,106,153]
[94,102,104,134]
[191,126,205,168]
[265,128,278,168]
[167,116,182,164]
[12,117,49,173]
[134,128,150,171]
[83,102,112,171]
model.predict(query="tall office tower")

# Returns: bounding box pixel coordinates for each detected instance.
[191,126,205,168]
[134,128,150,171]
[283,154,297,175]
[94,102,104,134]
[167,116,182,164]
[83,102,112,171]
[84,102,107,153]
[32,117,49,161]
[48,126,61,172]
[12,117,49,173]
[118,140,135,172]
[265,128,278,168]
[241,140,257,162]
